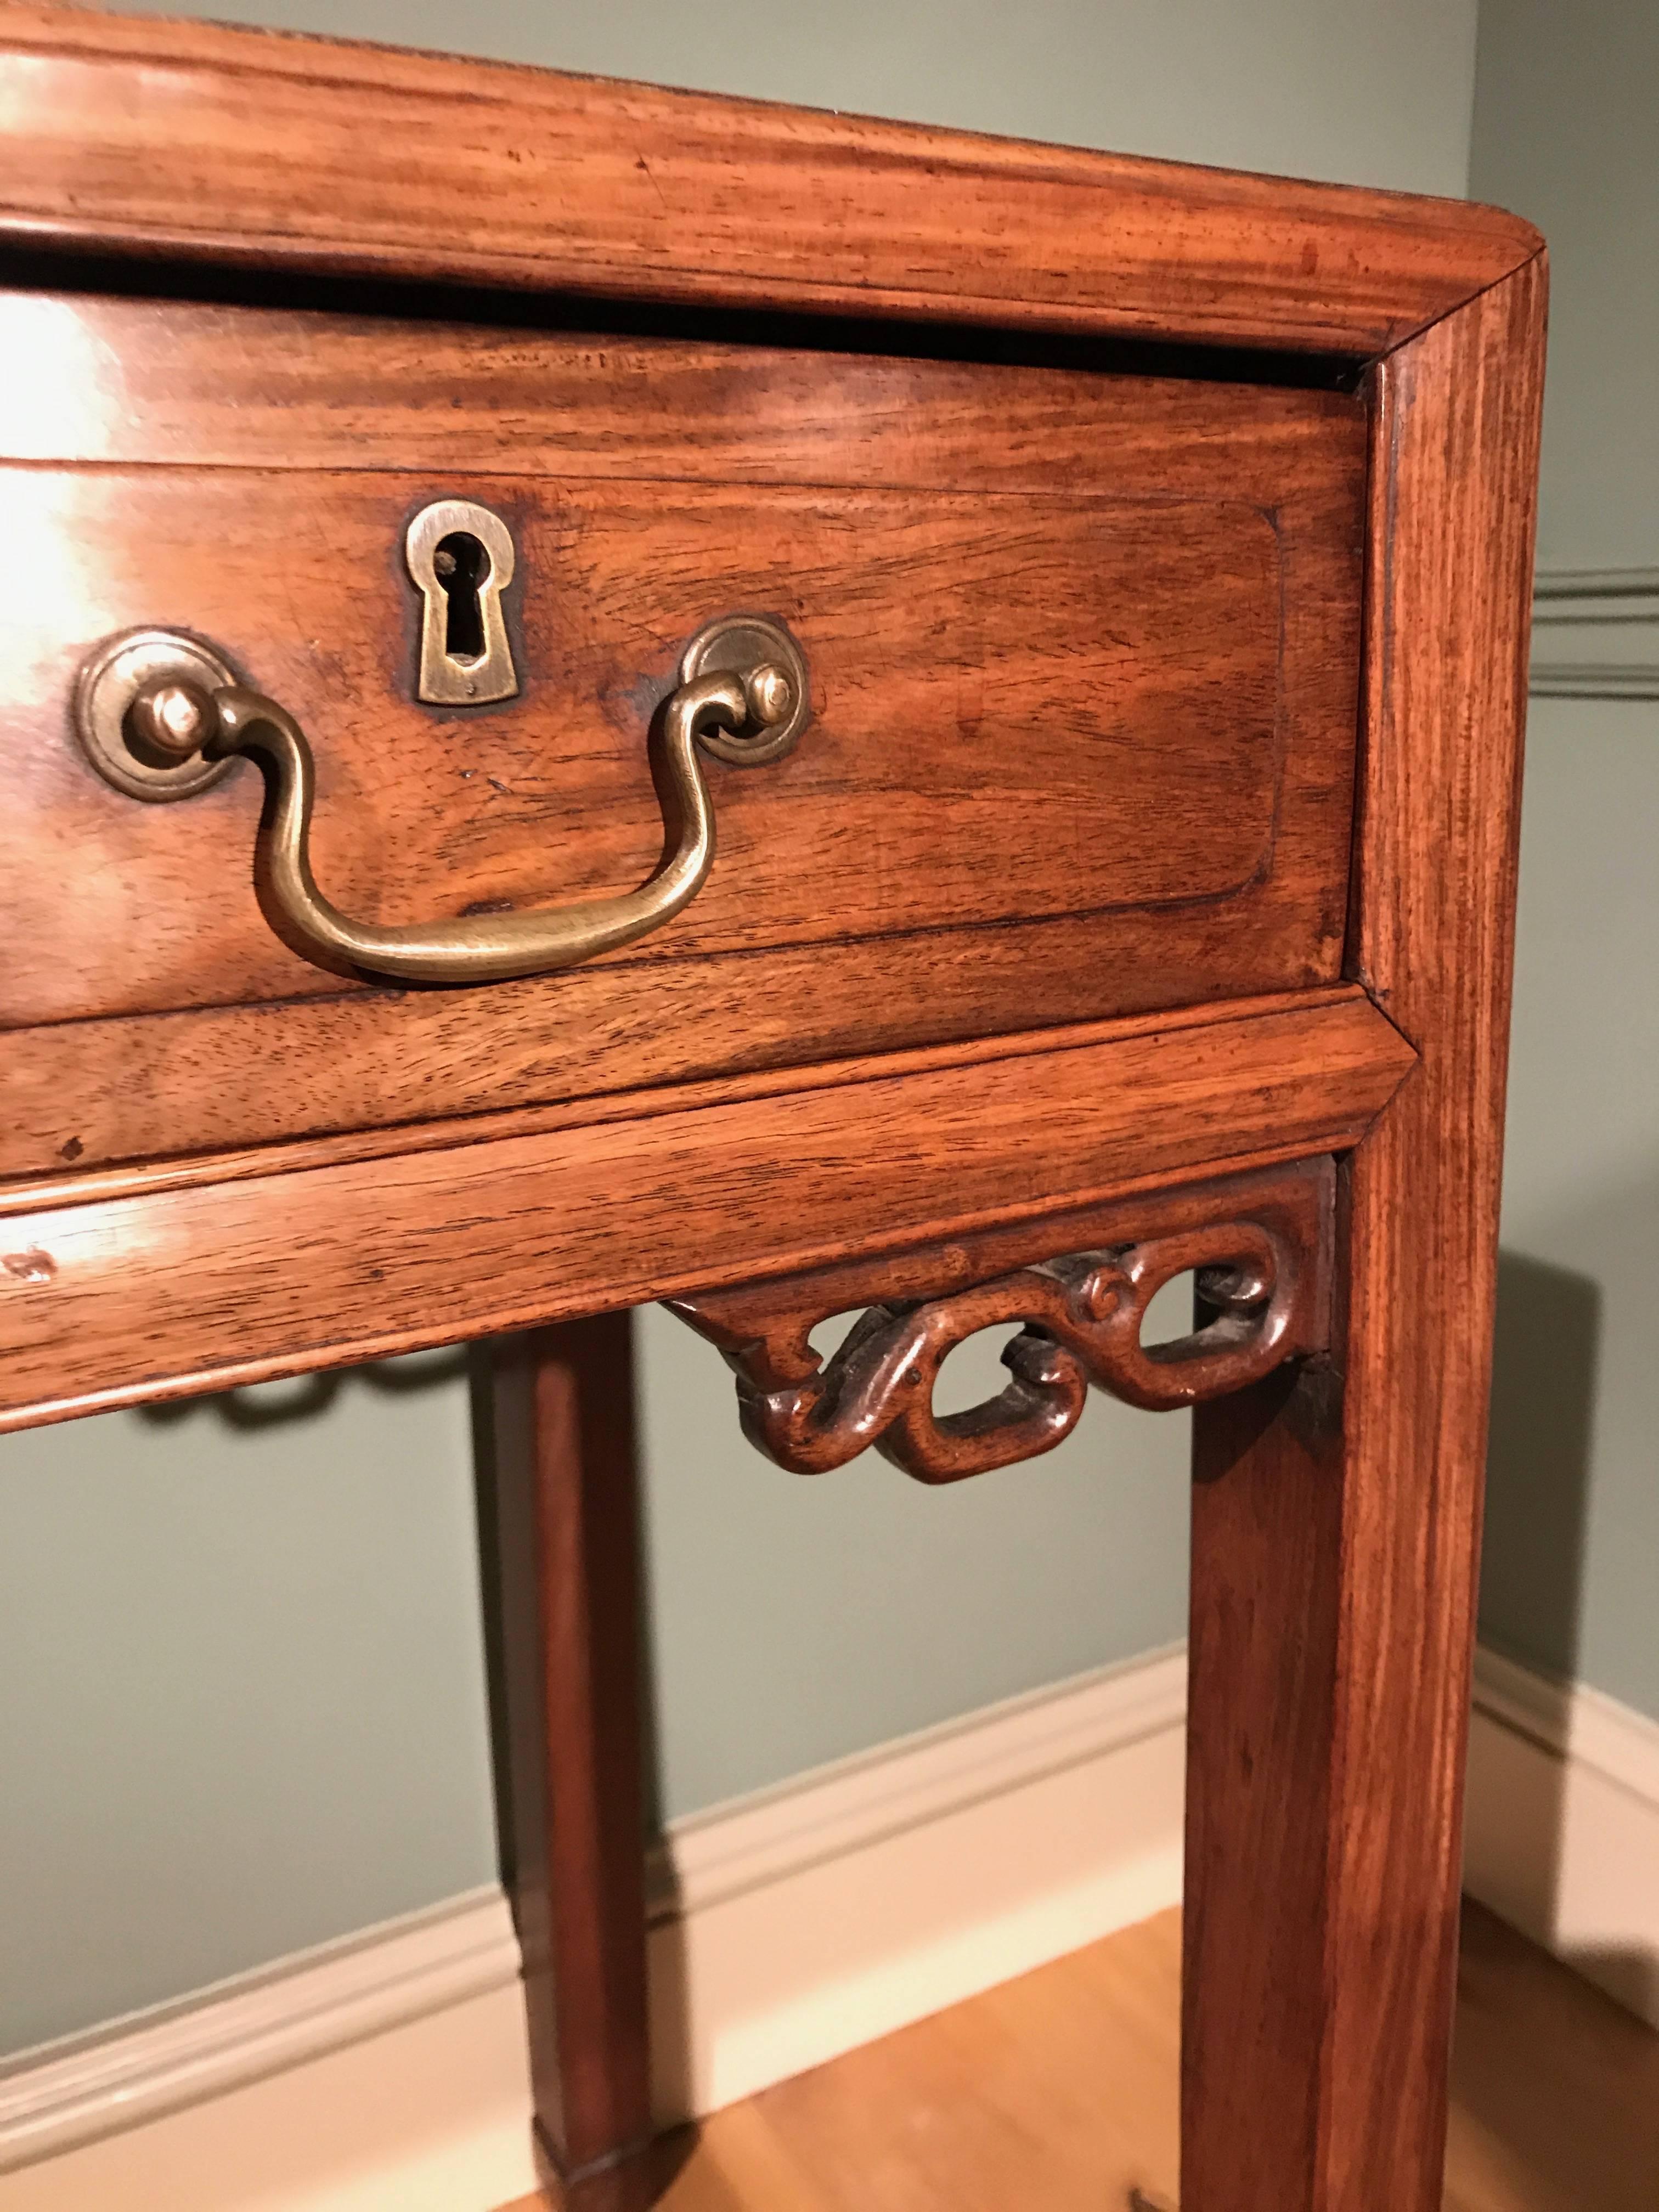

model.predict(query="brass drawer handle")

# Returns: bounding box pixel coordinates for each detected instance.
[74,616,807,985]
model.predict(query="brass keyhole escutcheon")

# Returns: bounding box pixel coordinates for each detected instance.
[405,498,518,707]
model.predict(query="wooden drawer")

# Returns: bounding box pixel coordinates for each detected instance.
[0,18,1552,2210]
[1,287,1364,1178]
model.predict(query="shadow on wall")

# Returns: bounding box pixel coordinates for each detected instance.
[1476,1246,1659,2028]
[135,1350,472,1432]
[1481,1248,1600,1685]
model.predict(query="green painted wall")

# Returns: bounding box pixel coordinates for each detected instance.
[1,0,1479,2056]
[1470,1,1659,1722]
[0,1355,498,2054]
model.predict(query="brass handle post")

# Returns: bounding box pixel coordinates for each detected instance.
[78,618,808,985]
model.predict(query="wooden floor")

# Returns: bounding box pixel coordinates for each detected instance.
[507,1902,1659,2211]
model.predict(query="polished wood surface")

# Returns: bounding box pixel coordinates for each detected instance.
[1448,1901,1659,2212]
[0,991,1410,1429]
[1318,252,1546,2208]
[0,16,1547,2207]
[1,291,1364,1173]
[1182,257,1546,2212]
[0,5,1537,353]
[1,908,1377,1184]
[0,291,1370,479]
[0,987,1376,1218]
[672,1158,1330,1479]
[5,476,1328,1011]
[484,1319,653,2184]
[499,1903,1659,2212]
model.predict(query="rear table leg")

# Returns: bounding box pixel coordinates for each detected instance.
[483,1314,654,2199]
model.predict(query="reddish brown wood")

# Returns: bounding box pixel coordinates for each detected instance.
[5,471,1339,1023]
[0,20,1548,2207]
[484,1317,652,2187]
[0,991,1410,1429]
[0,292,1365,1178]
[0,986,1367,1220]
[0,898,1364,1183]
[673,1158,1329,1480]
[0,287,1365,477]
[0,7,1536,353]
[1182,254,1547,2211]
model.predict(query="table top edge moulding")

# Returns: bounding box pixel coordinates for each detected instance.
[0,16,1549,2212]
[0,0,1540,356]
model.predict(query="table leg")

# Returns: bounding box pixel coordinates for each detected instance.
[1183,1158,1488,2209]
[1182,253,1545,2212]
[482,1314,654,2196]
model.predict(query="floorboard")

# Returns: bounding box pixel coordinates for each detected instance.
[501,1901,1659,2211]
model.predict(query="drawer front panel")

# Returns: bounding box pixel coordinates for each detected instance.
[6,470,1284,1025]
[0,291,1365,1176]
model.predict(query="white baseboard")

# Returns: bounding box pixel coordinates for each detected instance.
[0,1642,1188,2209]
[647,1640,1187,2120]
[0,1884,525,2177]
[0,1985,541,2212]
[1466,1645,1659,2029]
[8,1638,1652,2210]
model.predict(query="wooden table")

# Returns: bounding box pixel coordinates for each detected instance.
[0,8,1544,2206]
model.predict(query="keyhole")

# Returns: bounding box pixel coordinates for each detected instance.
[405,499,518,706]
[433,532,489,663]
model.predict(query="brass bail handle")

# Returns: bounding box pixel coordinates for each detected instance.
[74,615,809,985]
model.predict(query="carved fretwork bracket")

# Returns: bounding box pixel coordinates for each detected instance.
[667,1159,1333,1483]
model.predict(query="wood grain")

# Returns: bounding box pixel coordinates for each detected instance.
[484,1319,653,2185]
[0,25,1549,2204]
[0,292,1364,1176]
[0,988,1363,1218]
[0,289,1365,477]
[672,1159,1330,1480]
[1182,254,1546,2211]
[0,991,1411,1429]
[500,1901,1659,2212]
[1317,249,1548,2212]
[0,5,1537,354]
[1447,1901,1659,2212]
[0,892,1368,1188]
[4,473,1304,1021]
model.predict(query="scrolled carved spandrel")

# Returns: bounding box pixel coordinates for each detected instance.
[668,1159,1331,1484]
